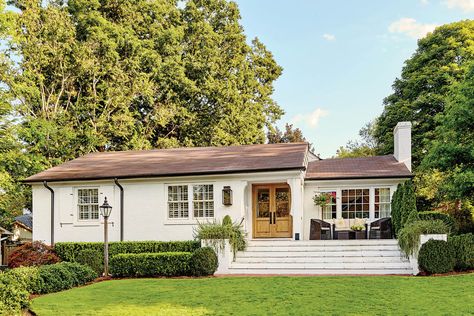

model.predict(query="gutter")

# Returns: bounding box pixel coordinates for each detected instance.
[23,166,306,183]
[114,178,124,241]
[304,174,414,181]
[43,181,55,245]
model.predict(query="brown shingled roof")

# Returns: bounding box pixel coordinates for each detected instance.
[25,143,309,182]
[305,155,412,180]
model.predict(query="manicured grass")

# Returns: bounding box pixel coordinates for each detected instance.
[32,274,474,315]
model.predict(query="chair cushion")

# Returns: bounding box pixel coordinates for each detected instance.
[354,218,366,227]
[334,218,349,230]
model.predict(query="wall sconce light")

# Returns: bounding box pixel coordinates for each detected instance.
[222,186,233,206]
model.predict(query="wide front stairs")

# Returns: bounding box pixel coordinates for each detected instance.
[227,239,412,275]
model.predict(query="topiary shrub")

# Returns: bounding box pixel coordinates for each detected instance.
[419,211,456,234]
[110,252,192,277]
[190,247,218,276]
[75,249,103,275]
[8,241,60,268]
[418,239,455,274]
[222,215,232,226]
[398,220,449,256]
[448,233,474,271]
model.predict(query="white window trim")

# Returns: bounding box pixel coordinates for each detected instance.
[317,186,396,222]
[165,183,216,224]
[76,187,100,222]
[374,187,391,219]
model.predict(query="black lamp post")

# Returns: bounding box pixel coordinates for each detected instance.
[100,197,112,276]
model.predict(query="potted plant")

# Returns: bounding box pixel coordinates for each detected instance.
[313,192,334,207]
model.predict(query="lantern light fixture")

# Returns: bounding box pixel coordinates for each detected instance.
[222,186,233,206]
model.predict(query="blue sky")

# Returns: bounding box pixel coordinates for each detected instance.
[234,0,473,157]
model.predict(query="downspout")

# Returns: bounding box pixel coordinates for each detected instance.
[43,181,54,245]
[114,178,124,241]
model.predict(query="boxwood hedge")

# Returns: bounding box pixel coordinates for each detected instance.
[418,239,455,274]
[110,252,193,277]
[55,240,200,262]
[448,233,474,271]
[0,262,97,315]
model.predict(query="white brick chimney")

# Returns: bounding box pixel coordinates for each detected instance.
[393,121,412,171]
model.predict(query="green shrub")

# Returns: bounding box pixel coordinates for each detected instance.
[419,211,456,234]
[75,249,104,275]
[55,240,200,262]
[0,267,39,314]
[194,218,246,256]
[34,262,97,294]
[448,233,474,271]
[110,252,192,277]
[418,239,455,274]
[190,247,218,276]
[222,215,232,226]
[398,220,449,256]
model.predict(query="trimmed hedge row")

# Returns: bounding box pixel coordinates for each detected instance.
[35,262,97,294]
[55,240,201,262]
[0,262,97,315]
[448,233,474,271]
[110,252,193,277]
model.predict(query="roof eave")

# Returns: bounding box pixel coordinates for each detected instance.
[304,174,414,181]
[24,166,307,184]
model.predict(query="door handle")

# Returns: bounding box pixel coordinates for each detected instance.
[269,212,272,224]
[273,212,276,225]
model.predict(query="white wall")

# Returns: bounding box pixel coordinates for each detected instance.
[32,170,303,244]
[302,178,409,240]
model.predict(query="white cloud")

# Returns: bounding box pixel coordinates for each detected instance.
[444,0,474,12]
[388,18,438,39]
[292,108,328,128]
[322,33,336,41]
[420,0,429,5]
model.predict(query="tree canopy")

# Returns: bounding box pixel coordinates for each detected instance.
[0,0,284,221]
[335,121,376,158]
[267,123,314,151]
[373,20,474,167]
[421,62,474,202]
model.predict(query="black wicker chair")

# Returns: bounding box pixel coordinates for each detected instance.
[369,217,392,239]
[310,219,332,240]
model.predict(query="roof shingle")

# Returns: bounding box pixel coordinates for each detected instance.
[25,143,309,182]
[305,155,412,180]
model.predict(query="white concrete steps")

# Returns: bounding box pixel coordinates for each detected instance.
[228,239,411,275]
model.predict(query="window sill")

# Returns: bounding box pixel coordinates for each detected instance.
[164,218,215,225]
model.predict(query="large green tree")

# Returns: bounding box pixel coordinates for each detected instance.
[422,63,474,203]
[0,0,283,218]
[2,0,282,161]
[373,20,474,167]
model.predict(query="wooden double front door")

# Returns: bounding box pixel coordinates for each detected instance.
[253,184,292,238]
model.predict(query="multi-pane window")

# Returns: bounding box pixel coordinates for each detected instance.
[193,185,214,218]
[375,188,391,218]
[78,189,99,220]
[341,189,370,219]
[322,191,337,219]
[168,185,189,218]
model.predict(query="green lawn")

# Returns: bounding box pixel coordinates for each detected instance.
[31,274,474,316]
